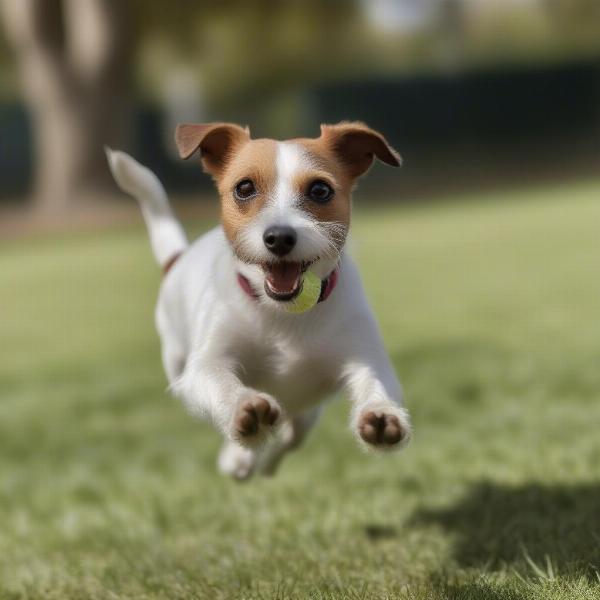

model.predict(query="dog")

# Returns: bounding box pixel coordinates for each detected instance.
[106,121,411,479]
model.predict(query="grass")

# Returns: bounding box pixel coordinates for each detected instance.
[1,179,600,599]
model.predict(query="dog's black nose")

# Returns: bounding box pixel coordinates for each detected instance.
[263,225,297,256]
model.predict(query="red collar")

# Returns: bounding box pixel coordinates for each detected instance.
[237,267,339,305]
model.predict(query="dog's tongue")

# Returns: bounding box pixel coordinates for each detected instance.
[266,262,302,294]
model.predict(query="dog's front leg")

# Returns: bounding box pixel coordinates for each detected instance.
[340,323,412,450]
[174,357,283,448]
[344,359,412,450]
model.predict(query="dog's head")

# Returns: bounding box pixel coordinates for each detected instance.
[175,121,401,306]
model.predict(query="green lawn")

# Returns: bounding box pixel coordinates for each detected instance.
[1,180,600,600]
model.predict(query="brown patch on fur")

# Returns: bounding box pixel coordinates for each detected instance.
[289,140,356,246]
[289,156,352,250]
[217,139,278,244]
[319,121,401,178]
[290,123,400,248]
[175,123,250,176]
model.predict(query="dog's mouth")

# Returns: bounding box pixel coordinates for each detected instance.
[262,260,314,301]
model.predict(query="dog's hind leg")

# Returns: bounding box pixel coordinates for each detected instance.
[257,407,322,477]
[218,440,258,480]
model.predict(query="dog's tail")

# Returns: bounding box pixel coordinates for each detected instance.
[105,148,188,270]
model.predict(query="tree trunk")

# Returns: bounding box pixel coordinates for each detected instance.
[1,0,131,213]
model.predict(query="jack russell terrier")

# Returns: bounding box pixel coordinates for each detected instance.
[106,121,411,480]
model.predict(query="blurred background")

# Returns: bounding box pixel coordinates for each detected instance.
[0,0,599,218]
[1,2,600,599]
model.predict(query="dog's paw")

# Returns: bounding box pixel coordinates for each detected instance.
[233,392,281,446]
[356,405,411,450]
[218,442,257,481]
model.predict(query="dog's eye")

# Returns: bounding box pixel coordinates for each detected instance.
[307,180,333,203]
[234,179,257,201]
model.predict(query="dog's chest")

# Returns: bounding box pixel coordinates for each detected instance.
[238,337,337,414]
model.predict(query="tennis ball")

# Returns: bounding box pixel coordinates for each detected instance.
[285,271,321,314]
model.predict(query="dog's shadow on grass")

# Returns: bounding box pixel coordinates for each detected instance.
[407,481,600,579]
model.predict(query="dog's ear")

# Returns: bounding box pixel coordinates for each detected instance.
[320,121,401,178]
[175,122,250,175]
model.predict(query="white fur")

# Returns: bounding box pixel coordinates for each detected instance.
[274,142,306,212]
[106,148,188,266]
[109,150,411,479]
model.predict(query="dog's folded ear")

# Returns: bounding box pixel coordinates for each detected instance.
[320,122,401,178]
[175,123,250,175]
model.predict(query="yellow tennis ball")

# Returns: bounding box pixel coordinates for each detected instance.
[285,271,321,314]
